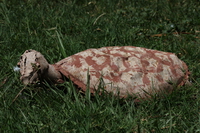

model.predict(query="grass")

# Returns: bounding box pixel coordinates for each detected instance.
[1,0,200,132]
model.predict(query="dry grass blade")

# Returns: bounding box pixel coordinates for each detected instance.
[12,85,27,103]
[93,13,106,25]
[0,77,7,88]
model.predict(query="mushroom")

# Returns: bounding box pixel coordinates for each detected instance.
[18,46,190,99]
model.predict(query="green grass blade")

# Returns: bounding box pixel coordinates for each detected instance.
[56,30,67,57]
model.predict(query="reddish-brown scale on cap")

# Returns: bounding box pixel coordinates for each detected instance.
[155,74,164,82]
[71,55,82,68]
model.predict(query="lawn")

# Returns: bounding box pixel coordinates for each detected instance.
[1,0,200,132]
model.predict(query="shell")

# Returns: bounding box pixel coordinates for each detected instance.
[54,46,189,98]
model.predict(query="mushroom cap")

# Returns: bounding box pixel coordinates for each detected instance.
[54,46,190,98]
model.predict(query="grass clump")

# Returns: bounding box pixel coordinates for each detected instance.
[1,0,200,132]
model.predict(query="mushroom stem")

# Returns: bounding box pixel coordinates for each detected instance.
[45,64,63,83]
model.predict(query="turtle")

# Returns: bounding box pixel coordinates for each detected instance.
[17,46,190,100]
